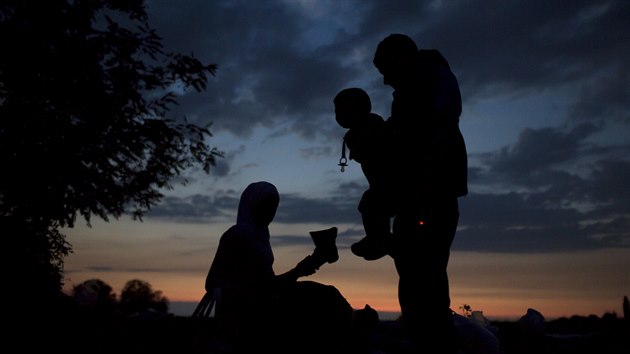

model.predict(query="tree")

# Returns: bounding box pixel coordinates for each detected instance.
[0,0,221,309]
[118,279,168,316]
[72,278,117,312]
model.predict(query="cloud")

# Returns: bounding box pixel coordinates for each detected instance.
[149,119,630,254]
[477,123,600,186]
[147,0,363,141]
[146,191,239,222]
[464,122,630,252]
[144,0,630,153]
[275,191,360,224]
[567,66,630,124]
[147,184,361,224]
[299,146,333,160]
[408,1,630,99]
[139,0,629,254]
[456,193,598,253]
[583,159,630,209]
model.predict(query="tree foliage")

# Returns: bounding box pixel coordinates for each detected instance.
[0,0,221,305]
[72,278,117,312]
[118,278,169,316]
[70,278,169,317]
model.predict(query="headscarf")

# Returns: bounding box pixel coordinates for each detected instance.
[205,181,278,291]
[234,181,278,264]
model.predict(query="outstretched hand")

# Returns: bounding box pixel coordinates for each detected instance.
[294,255,319,278]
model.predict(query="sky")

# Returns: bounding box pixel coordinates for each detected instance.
[62,0,629,320]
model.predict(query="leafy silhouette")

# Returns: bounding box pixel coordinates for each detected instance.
[118,279,169,317]
[0,0,221,311]
[72,278,117,313]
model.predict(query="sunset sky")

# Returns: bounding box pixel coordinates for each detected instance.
[62,0,629,320]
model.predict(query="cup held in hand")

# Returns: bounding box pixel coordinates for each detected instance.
[309,227,339,264]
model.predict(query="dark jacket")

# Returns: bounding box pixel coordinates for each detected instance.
[388,49,468,212]
[344,112,393,196]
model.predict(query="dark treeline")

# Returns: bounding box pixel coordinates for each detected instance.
[36,288,628,354]
[70,278,169,317]
[1,0,221,320]
[21,295,629,354]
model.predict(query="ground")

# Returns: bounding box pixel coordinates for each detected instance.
[15,307,628,354]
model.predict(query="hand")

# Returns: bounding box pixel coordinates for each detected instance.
[294,255,318,278]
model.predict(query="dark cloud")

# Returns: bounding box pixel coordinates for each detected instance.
[147,0,363,140]
[209,157,230,178]
[140,1,629,254]
[271,235,315,249]
[272,233,358,252]
[466,123,630,252]
[299,146,333,160]
[146,191,239,222]
[567,65,630,124]
[478,123,600,186]
[144,0,630,150]
[83,266,113,273]
[275,191,360,224]
[583,159,630,209]
[177,143,247,183]
[456,193,597,253]
[208,144,246,178]
[408,1,630,99]
[147,167,630,253]
[146,179,363,224]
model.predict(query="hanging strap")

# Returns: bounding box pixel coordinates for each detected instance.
[192,291,216,318]
[338,138,348,172]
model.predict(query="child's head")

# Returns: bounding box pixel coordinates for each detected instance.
[334,88,371,129]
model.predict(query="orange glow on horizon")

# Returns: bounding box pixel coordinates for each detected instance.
[62,220,629,322]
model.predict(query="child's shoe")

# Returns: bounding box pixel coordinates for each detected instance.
[351,234,390,260]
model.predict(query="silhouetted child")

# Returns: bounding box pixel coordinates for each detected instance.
[334,87,394,260]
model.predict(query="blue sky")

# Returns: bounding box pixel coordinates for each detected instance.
[63,0,629,319]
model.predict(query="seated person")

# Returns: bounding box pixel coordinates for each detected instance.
[201,181,353,353]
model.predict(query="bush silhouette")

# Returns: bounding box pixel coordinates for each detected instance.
[72,278,117,313]
[118,279,169,317]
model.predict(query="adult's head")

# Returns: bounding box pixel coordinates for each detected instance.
[237,181,280,228]
[334,87,372,129]
[373,33,419,89]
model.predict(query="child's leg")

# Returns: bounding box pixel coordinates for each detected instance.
[359,188,391,238]
[352,189,391,260]
[362,209,391,240]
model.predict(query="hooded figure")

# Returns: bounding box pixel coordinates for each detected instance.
[202,181,353,353]
[205,181,279,297]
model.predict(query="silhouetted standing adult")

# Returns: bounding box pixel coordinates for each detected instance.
[372,33,468,353]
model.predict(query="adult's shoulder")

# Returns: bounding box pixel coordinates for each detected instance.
[367,112,385,124]
[220,224,249,244]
